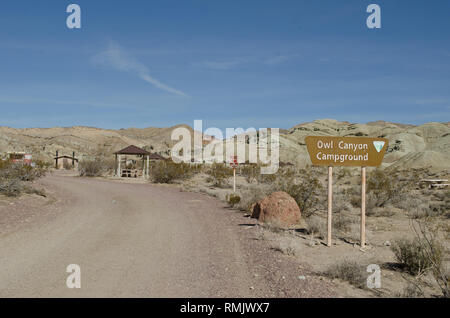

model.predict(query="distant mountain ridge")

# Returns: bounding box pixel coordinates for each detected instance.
[0,119,449,170]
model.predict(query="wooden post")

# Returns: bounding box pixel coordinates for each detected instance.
[233,167,236,192]
[327,166,333,247]
[118,155,121,177]
[146,155,149,178]
[114,154,118,176]
[361,166,366,247]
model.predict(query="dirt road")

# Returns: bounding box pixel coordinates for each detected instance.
[0,172,336,297]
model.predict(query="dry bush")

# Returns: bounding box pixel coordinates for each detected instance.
[78,160,105,177]
[240,165,258,184]
[0,160,49,197]
[324,260,366,289]
[367,168,417,208]
[206,163,232,187]
[306,217,326,239]
[391,222,444,280]
[236,185,272,212]
[150,161,194,183]
[408,203,436,219]
[273,167,323,217]
[0,178,23,197]
[271,238,298,256]
[401,282,424,298]
[63,160,73,170]
[333,214,353,233]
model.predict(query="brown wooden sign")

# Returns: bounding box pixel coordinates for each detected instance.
[305,136,388,167]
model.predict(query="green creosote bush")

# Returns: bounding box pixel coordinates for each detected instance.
[273,167,323,217]
[150,160,194,183]
[391,237,443,277]
[78,160,105,177]
[0,160,49,197]
[226,193,241,207]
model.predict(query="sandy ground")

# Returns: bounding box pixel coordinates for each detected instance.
[0,171,337,298]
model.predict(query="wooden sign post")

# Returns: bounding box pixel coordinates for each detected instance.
[327,166,333,247]
[230,156,238,193]
[305,136,388,247]
[361,166,366,247]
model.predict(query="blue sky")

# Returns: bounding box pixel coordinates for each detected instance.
[0,0,449,129]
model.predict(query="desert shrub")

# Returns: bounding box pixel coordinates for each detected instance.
[206,163,232,187]
[274,167,323,217]
[306,217,326,239]
[271,239,297,256]
[240,165,258,184]
[0,160,49,197]
[391,237,443,277]
[0,161,47,182]
[0,178,24,197]
[408,203,435,219]
[63,160,73,170]
[337,167,352,180]
[150,161,194,183]
[226,193,241,207]
[367,168,417,208]
[401,282,424,298]
[78,160,105,177]
[324,261,366,289]
[236,185,272,212]
[333,214,353,232]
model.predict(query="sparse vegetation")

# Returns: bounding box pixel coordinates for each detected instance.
[206,163,232,187]
[391,235,443,277]
[0,160,49,197]
[150,161,194,183]
[78,160,105,177]
[306,217,326,239]
[240,165,258,184]
[273,167,323,217]
[367,168,417,208]
[324,260,366,289]
[226,193,241,207]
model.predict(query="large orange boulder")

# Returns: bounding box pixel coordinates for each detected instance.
[251,191,301,228]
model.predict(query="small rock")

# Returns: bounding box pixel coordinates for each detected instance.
[250,286,254,290]
[384,240,391,246]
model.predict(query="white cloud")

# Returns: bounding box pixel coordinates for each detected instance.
[194,53,300,70]
[193,58,247,70]
[92,42,188,97]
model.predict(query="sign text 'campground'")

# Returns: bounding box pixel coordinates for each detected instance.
[305,136,388,167]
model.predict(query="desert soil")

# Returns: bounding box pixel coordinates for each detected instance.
[0,171,337,297]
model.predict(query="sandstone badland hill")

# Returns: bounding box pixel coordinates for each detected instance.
[0,119,448,170]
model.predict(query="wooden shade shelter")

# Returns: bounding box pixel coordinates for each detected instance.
[114,145,151,178]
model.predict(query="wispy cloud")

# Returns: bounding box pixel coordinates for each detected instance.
[194,53,300,70]
[91,42,188,97]
[193,58,247,70]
